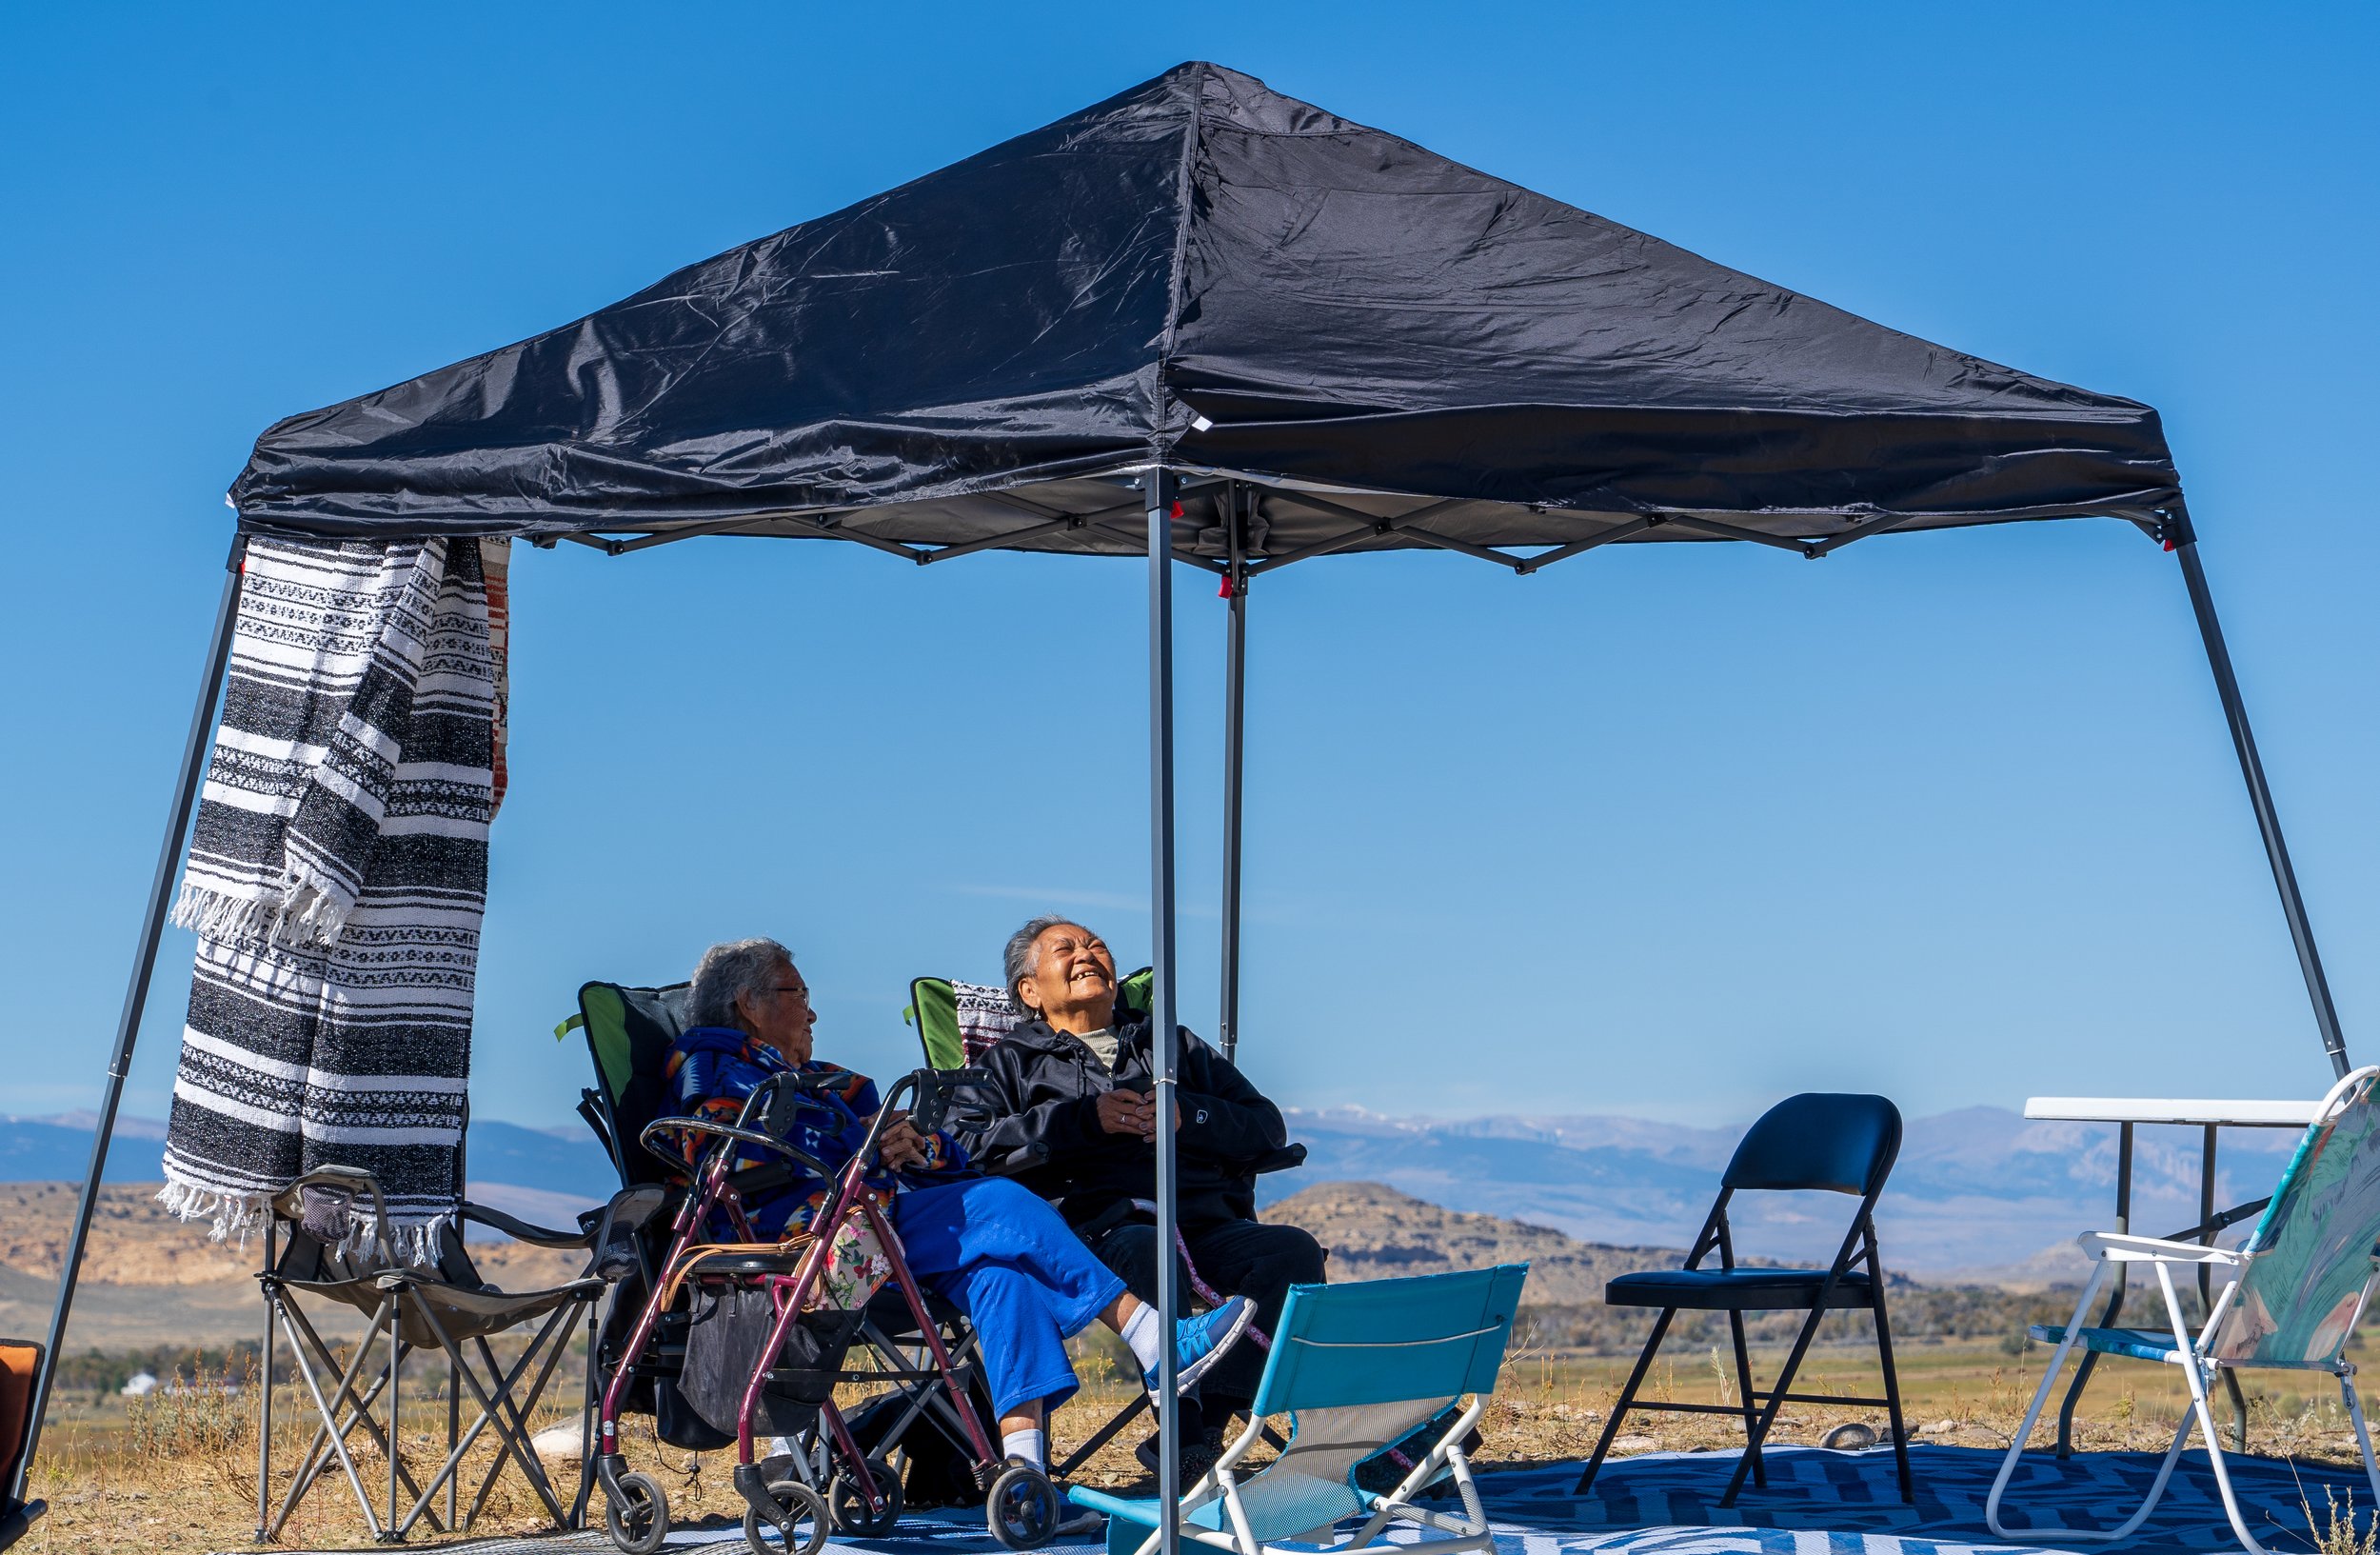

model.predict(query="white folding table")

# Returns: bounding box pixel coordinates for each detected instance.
[2020,1096,2321,1454]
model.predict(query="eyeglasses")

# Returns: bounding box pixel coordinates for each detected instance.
[766,985,810,1001]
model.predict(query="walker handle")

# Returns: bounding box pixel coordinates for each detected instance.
[639,1115,832,1182]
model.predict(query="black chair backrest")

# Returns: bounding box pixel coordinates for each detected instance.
[1721,1092,1901,1197]
[576,981,694,1188]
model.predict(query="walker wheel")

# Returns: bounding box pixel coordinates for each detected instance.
[988,1462,1061,1550]
[744,1478,828,1555]
[605,1469,669,1555]
[829,1456,905,1536]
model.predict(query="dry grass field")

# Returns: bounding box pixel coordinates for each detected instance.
[17,1180,2377,1551]
[21,1329,2380,1554]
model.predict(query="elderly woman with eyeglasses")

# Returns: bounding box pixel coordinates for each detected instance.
[664,937,1249,1476]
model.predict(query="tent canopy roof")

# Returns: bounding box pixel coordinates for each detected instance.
[229,62,2181,564]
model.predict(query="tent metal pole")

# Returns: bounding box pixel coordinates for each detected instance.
[13,537,247,1507]
[1146,468,1182,1552]
[1220,485,1247,1065]
[2170,518,2349,1077]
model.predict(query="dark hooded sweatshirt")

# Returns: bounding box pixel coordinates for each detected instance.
[945,1011,1290,1232]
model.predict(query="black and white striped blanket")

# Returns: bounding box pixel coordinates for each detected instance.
[161,536,506,1260]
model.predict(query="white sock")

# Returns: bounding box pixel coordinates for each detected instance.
[1002,1426,1046,1467]
[1121,1303,1163,1372]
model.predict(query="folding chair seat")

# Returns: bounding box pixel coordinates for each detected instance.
[1073,1266,1528,1555]
[1576,1092,1911,1507]
[256,1166,636,1543]
[1987,1065,2380,1555]
[1604,1266,1877,1310]
[1,1337,45,1550]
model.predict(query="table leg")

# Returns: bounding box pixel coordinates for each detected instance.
[2057,1121,2132,1457]
[2197,1124,2251,1451]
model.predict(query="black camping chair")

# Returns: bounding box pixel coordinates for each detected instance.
[254,1166,641,1542]
[1575,1092,1911,1506]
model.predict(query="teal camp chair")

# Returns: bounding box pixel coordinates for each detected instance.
[1070,1266,1528,1555]
[1987,1065,2380,1554]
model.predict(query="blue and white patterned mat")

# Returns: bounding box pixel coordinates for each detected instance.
[238,1445,2380,1555]
[1483,1444,2375,1555]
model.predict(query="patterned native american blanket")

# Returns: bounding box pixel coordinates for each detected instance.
[160,535,508,1261]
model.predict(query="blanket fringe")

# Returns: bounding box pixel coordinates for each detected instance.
[278,874,352,948]
[155,1179,448,1266]
[156,1180,271,1247]
[169,877,351,950]
[169,881,283,947]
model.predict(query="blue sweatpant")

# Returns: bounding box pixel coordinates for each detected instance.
[892,1176,1127,1419]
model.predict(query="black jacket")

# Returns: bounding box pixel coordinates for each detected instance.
[945,1011,1299,1231]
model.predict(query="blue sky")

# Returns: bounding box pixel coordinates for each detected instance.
[3,4,2375,1133]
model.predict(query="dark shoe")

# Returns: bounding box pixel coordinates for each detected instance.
[1133,1425,1226,1484]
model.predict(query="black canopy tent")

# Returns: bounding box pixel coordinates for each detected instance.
[21,63,2344,1534]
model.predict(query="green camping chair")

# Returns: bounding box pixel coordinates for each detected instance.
[906,968,1155,1072]
[1070,1266,1527,1555]
[1987,1064,2380,1554]
[904,970,1302,1480]
[565,981,694,1186]
[559,980,1006,1511]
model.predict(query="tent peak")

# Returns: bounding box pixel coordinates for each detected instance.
[229,61,2178,544]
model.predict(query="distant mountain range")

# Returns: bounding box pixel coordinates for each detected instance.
[4,1103,2300,1282]
[1265,1105,2299,1280]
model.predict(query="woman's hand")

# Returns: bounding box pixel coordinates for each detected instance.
[878,1108,930,1170]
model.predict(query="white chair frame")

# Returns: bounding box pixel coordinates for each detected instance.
[1986,1066,2380,1554]
[1113,1392,1496,1555]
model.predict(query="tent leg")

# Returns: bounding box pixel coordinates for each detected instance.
[1146,468,1182,1554]
[12,539,246,1507]
[1219,488,1247,1065]
[2172,523,2349,1077]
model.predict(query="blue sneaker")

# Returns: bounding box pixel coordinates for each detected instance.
[1143,1295,1255,1401]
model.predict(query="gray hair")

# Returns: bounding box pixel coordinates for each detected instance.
[1003,914,1091,1010]
[687,938,795,1031]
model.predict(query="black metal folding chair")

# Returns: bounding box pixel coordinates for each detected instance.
[1574,1092,1911,1506]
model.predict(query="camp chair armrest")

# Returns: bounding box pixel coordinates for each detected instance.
[1249,1142,1307,1175]
[461,1201,595,1249]
[2077,1230,2241,1265]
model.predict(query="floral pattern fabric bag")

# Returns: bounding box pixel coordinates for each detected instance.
[809,1209,895,1312]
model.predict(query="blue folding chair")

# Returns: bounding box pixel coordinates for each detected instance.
[1987,1065,2380,1555]
[1069,1266,1528,1555]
